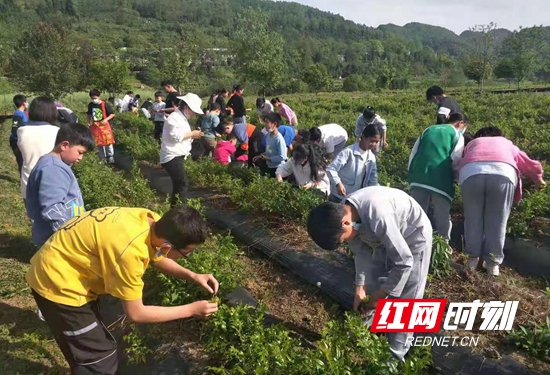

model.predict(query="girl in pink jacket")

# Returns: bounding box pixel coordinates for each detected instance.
[459,126,546,276]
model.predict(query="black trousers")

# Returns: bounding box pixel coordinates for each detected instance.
[256,159,277,178]
[235,131,262,168]
[9,138,23,175]
[32,290,118,375]
[153,121,164,141]
[161,156,189,207]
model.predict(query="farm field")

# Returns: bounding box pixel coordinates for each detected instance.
[2,89,550,374]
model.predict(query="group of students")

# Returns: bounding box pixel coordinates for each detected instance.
[8,83,548,371]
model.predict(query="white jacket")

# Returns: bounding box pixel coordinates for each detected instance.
[17,121,60,199]
[276,159,330,195]
[160,109,192,164]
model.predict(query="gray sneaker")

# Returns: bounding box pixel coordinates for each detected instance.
[108,157,115,164]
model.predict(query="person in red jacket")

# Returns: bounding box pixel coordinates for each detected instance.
[217,122,262,168]
[213,134,238,165]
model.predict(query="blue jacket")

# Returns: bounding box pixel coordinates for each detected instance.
[261,125,294,148]
[26,154,85,248]
[326,143,379,200]
[11,109,28,141]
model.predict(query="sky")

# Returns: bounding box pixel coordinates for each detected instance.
[277,0,550,34]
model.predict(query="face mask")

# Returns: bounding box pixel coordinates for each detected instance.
[351,222,362,231]
[183,110,192,120]
[92,99,101,104]
[155,241,171,258]
[267,128,274,133]
[24,102,29,109]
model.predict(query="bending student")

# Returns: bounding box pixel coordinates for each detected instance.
[307,186,433,362]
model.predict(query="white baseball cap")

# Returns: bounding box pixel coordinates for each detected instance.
[176,93,204,115]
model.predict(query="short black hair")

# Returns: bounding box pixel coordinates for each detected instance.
[155,206,208,249]
[363,106,375,120]
[220,88,228,95]
[135,94,141,99]
[126,91,134,95]
[463,132,474,146]
[426,86,444,101]
[307,202,346,250]
[155,91,164,98]
[265,112,281,126]
[89,89,101,97]
[474,126,504,139]
[13,94,26,108]
[298,129,310,143]
[234,84,243,92]
[447,112,469,125]
[55,122,95,151]
[270,97,281,105]
[29,96,59,124]
[362,124,380,138]
[309,127,322,142]
[161,80,173,87]
[210,102,221,111]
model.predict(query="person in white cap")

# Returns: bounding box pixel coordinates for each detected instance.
[160,93,204,207]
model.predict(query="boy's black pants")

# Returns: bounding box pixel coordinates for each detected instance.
[32,289,118,375]
[9,138,23,175]
[161,156,189,207]
[153,121,164,141]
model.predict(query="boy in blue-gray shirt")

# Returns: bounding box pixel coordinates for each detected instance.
[253,112,287,178]
[26,123,95,248]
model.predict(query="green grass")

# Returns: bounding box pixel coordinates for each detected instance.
[0,121,68,374]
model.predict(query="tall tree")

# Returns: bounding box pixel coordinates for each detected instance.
[232,7,287,95]
[500,27,543,89]
[462,23,497,91]
[302,63,333,93]
[88,61,131,96]
[7,22,82,98]
[157,31,199,92]
[494,58,515,88]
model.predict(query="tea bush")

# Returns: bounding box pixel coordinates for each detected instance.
[509,317,550,359]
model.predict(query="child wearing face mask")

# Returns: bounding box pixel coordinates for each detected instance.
[407,112,469,241]
[275,143,330,196]
[326,124,380,203]
[87,89,116,164]
[252,112,287,178]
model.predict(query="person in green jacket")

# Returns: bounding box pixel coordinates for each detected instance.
[407,113,469,240]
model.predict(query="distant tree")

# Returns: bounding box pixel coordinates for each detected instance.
[302,63,333,93]
[494,58,515,88]
[88,60,131,96]
[462,23,497,91]
[375,63,397,89]
[157,33,198,92]
[232,7,287,95]
[7,22,82,98]
[343,74,373,92]
[500,27,543,89]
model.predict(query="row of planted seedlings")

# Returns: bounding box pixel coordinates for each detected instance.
[73,123,434,374]
[109,112,550,369]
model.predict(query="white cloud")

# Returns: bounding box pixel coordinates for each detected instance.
[276,0,550,34]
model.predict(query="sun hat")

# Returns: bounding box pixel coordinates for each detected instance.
[176,93,204,115]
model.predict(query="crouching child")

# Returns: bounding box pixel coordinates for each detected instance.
[307,186,432,362]
[26,205,219,374]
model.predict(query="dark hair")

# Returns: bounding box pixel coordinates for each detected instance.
[216,121,232,135]
[297,129,310,143]
[463,132,474,146]
[107,97,115,104]
[89,89,101,97]
[293,144,326,182]
[161,80,173,87]
[155,206,208,249]
[307,202,346,250]
[55,122,95,151]
[361,124,380,138]
[270,97,281,105]
[13,94,26,108]
[234,84,243,92]
[447,112,469,125]
[155,91,164,98]
[220,88,228,95]
[135,94,141,99]
[227,132,237,141]
[309,127,322,142]
[426,86,444,101]
[363,106,375,120]
[210,102,221,111]
[256,97,266,109]
[126,91,134,95]
[474,126,504,138]
[29,97,58,124]
[264,112,281,126]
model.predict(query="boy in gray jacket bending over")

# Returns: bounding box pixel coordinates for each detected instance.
[307,186,432,361]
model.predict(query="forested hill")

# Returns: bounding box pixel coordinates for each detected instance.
[0,0,548,92]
